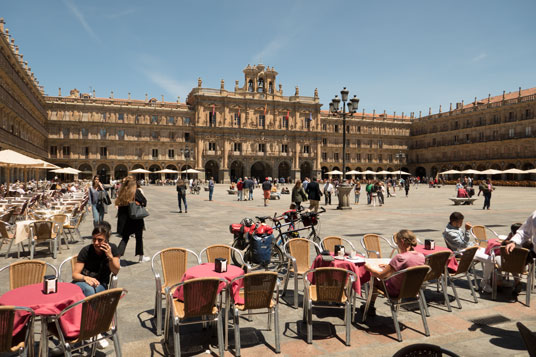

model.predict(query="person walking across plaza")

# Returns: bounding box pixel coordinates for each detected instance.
[305,177,322,212]
[237,178,244,201]
[115,176,149,263]
[176,178,187,213]
[262,177,272,206]
[479,179,494,210]
[89,175,110,227]
[404,178,410,197]
[323,179,333,205]
[291,179,307,211]
[208,177,215,201]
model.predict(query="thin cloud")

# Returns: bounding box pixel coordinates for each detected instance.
[62,0,100,42]
[254,36,289,64]
[471,53,487,62]
[105,8,138,19]
[142,70,191,99]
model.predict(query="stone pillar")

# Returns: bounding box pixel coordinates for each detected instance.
[221,169,230,183]
[196,139,203,169]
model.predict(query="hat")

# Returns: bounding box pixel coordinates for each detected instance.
[265,177,269,181]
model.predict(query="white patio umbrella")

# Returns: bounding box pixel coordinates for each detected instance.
[326,170,343,175]
[345,170,362,175]
[460,169,482,174]
[128,168,151,174]
[33,159,60,169]
[0,149,43,187]
[51,167,81,175]
[502,168,526,174]
[392,169,410,176]
[362,170,377,175]
[376,170,392,175]
[181,168,202,174]
[439,169,461,175]
[480,169,503,175]
[155,168,179,174]
[524,168,536,174]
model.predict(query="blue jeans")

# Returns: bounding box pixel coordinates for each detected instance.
[75,281,106,297]
[177,193,187,211]
[209,187,214,201]
[238,190,243,201]
[249,190,253,200]
[91,204,104,226]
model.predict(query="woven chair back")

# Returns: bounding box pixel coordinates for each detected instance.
[243,272,277,310]
[363,234,382,258]
[455,246,478,274]
[52,214,67,228]
[501,247,530,275]
[183,278,220,319]
[313,268,348,303]
[160,248,189,288]
[78,288,123,341]
[396,265,430,300]
[0,211,13,223]
[9,260,47,290]
[424,251,450,281]
[205,245,231,263]
[322,236,342,253]
[288,238,312,273]
[32,221,53,240]
[0,223,10,239]
[471,225,488,247]
[73,212,85,228]
[0,306,15,352]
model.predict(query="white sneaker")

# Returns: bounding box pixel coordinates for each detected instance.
[480,280,492,294]
[96,334,109,349]
[138,255,150,263]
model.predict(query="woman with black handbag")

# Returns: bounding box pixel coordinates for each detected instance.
[115,176,150,262]
[88,175,109,227]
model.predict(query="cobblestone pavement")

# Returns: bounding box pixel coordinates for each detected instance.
[2,184,535,356]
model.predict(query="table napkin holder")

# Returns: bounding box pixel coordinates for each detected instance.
[424,239,435,250]
[321,250,334,262]
[215,258,227,273]
[43,275,57,294]
[334,245,345,257]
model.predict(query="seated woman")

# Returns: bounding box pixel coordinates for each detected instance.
[72,222,120,297]
[362,230,425,315]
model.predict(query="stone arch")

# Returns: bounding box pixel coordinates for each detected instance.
[251,161,271,182]
[321,166,329,179]
[300,161,312,181]
[114,164,128,180]
[96,164,111,184]
[165,164,179,180]
[278,161,291,180]
[345,166,352,179]
[230,161,244,181]
[149,164,161,183]
[415,167,426,179]
[180,164,193,179]
[205,160,219,182]
[430,166,438,178]
[78,163,93,180]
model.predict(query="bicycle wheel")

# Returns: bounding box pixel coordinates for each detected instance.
[268,244,285,272]
[231,239,249,266]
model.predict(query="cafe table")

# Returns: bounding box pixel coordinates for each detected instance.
[309,254,371,296]
[0,282,85,357]
[414,244,459,272]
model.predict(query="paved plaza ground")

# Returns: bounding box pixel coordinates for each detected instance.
[2,183,535,356]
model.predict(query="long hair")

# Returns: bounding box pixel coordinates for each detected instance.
[92,175,100,188]
[115,176,137,206]
[293,180,302,189]
[176,178,184,186]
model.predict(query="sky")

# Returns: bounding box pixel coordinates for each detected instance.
[2,0,536,115]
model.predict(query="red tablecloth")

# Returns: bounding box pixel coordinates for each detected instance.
[414,245,458,272]
[0,282,84,338]
[174,263,245,302]
[485,239,502,256]
[309,255,370,296]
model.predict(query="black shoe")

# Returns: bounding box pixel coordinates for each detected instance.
[178,211,182,213]
[508,291,518,303]
[359,304,376,317]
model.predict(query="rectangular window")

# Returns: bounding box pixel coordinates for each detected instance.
[357,153,362,162]
[102,113,106,121]
[526,127,532,136]
[378,140,383,148]
[184,117,191,125]
[136,148,143,158]
[258,115,265,128]
[81,128,88,138]
[322,152,327,160]
[479,132,484,141]
[209,112,216,127]
[334,153,339,160]
[234,142,242,152]
[322,138,327,145]
[281,144,288,153]
[367,154,372,162]
[168,149,174,159]
[334,125,339,133]
[322,123,327,131]
[168,116,175,124]
[62,146,70,156]
[378,154,382,163]
[346,152,350,161]
[84,146,89,158]
[152,149,158,158]
[100,147,107,158]
[234,113,241,127]
[152,131,158,139]
[282,116,289,129]
[509,128,515,138]
[100,128,107,139]
[62,128,69,138]
[304,118,311,129]
[118,130,125,140]
[169,131,175,140]
[303,145,310,153]
[258,143,266,152]
[185,132,190,142]
[356,139,361,147]
[118,113,124,121]
[135,115,140,124]
[151,115,158,124]
[357,126,361,133]
[208,142,216,151]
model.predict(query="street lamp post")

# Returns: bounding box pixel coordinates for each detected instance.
[395,150,405,180]
[330,87,359,210]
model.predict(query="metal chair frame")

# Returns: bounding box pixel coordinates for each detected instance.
[0,305,35,357]
[320,236,357,254]
[199,244,250,272]
[0,260,58,290]
[29,220,58,259]
[360,234,397,258]
[448,246,479,307]
[492,246,533,306]
[58,255,118,288]
[419,251,452,316]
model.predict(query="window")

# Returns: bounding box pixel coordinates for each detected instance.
[281,116,289,129]
[99,128,106,139]
[81,128,88,138]
[526,109,534,119]
[84,147,89,158]
[184,117,191,125]
[357,126,361,133]
[152,149,158,158]
[168,116,175,124]
[432,138,436,146]
[454,121,459,129]
[100,147,107,158]
[151,115,158,124]
[369,141,373,148]
[526,127,532,136]
[102,113,106,121]
[378,154,382,163]
[509,128,515,138]
[281,144,288,153]
[303,145,310,153]
[118,113,124,121]
[183,147,191,159]
[304,118,311,129]
[136,148,143,158]
[62,146,70,156]
[258,143,266,152]
[322,152,327,160]
[152,131,158,139]
[346,153,350,161]
[62,128,69,138]
[334,125,339,133]
[322,123,327,131]
[322,138,327,145]
[479,132,484,141]
[378,140,383,148]
[118,130,125,140]
[209,112,216,127]
[169,131,175,140]
[356,139,361,147]
[234,142,242,152]
[234,113,241,127]
[248,79,254,92]
[465,134,470,142]
[258,115,265,128]
[185,132,190,142]
[367,154,372,162]
[454,135,458,144]
[357,153,362,162]
[334,153,339,160]
[208,142,216,151]
[135,115,140,124]
[168,149,174,159]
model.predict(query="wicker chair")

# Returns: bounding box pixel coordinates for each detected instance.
[58,255,118,287]
[165,278,227,356]
[302,267,355,345]
[448,246,479,306]
[51,288,127,357]
[362,265,431,342]
[151,247,200,336]
[517,322,536,357]
[361,234,397,258]
[0,221,18,258]
[320,236,357,254]
[231,272,280,356]
[62,211,85,242]
[200,244,250,272]
[0,306,35,357]
[492,247,533,306]
[419,251,452,316]
[469,225,499,248]
[52,214,70,250]
[29,220,58,259]
[393,343,459,357]
[282,238,321,308]
[0,259,58,290]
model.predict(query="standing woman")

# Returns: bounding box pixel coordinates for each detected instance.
[176,178,188,213]
[291,179,308,210]
[115,176,149,262]
[88,176,107,227]
[354,180,361,204]
[482,178,494,210]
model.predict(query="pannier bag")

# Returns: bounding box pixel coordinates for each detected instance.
[251,224,274,265]
[284,209,298,223]
[301,212,318,227]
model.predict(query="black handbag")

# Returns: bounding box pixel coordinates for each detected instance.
[128,202,149,220]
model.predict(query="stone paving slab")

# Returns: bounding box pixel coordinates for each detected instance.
[1,183,535,356]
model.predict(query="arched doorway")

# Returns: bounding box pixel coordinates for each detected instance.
[205,160,219,182]
[180,164,193,179]
[345,166,352,180]
[149,164,161,183]
[415,167,426,179]
[78,164,93,180]
[130,164,146,181]
[96,164,110,184]
[365,167,374,180]
[114,164,128,180]
[376,167,384,179]
[300,161,312,181]
[278,161,291,180]
[251,161,270,181]
[321,166,329,179]
[165,165,179,180]
[230,161,244,181]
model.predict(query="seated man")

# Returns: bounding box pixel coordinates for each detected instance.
[443,212,493,293]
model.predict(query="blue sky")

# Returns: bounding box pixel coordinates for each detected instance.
[3,0,536,115]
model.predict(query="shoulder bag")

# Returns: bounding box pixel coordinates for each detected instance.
[128,202,149,220]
